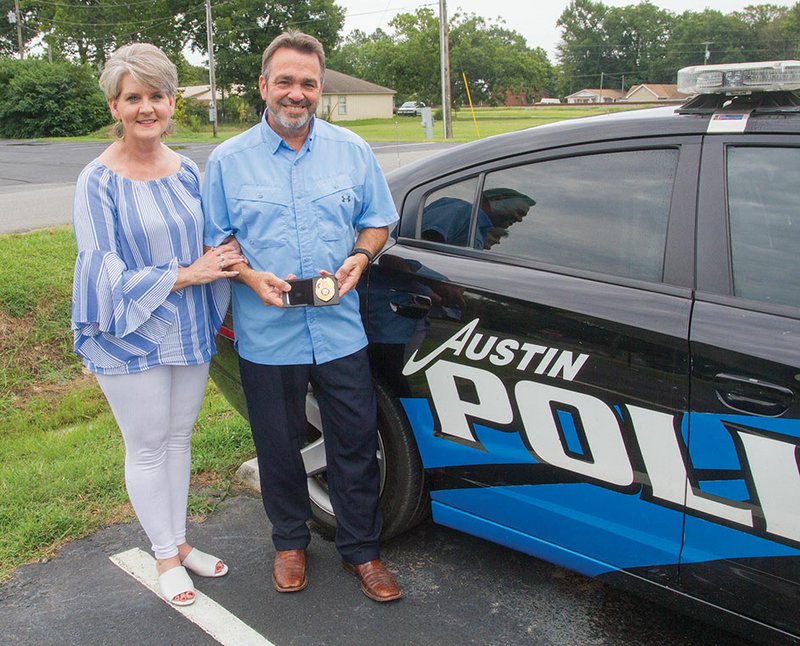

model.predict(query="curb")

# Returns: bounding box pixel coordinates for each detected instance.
[235,458,261,493]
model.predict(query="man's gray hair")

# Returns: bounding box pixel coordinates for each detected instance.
[261,30,326,81]
[99,43,178,100]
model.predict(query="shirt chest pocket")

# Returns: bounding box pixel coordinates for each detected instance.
[233,185,290,248]
[310,175,360,241]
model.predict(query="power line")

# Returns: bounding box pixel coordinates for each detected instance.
[32,0,187,8]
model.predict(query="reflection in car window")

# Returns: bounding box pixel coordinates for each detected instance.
[420,178,481,247]
[727,147,800,309]
[482,149,678,282]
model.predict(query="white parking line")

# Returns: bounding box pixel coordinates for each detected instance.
[110,548,274,646]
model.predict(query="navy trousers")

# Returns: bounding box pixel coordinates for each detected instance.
[238,348,382,564]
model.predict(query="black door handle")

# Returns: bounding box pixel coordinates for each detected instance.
[389,291,432,319]
[713,373,794,417]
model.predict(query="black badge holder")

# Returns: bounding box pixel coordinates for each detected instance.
[282,275,340,307]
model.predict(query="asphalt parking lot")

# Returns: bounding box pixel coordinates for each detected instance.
[0,490,754,646]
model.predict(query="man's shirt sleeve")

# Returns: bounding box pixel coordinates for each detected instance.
[354,146,399,231]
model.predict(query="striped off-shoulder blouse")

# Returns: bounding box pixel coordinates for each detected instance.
[71,155,229,375]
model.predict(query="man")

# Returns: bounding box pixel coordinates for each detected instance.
[202,30,401,602]
[421,188,535,249]
[482,188,535,232]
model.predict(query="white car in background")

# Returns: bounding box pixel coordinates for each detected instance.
[396,101,425,116]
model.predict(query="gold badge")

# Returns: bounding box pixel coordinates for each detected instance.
[314,276,336,302]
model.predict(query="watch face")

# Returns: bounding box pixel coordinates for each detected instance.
[314,276,336,302]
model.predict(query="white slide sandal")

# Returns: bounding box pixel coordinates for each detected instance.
[182,548,229,578]
[158,565,195,606]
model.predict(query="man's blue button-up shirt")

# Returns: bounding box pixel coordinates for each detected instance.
[202,113,399,366]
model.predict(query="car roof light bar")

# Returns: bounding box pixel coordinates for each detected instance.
[677,60,800,95]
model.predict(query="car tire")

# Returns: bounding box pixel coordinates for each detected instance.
[303,378,429,540]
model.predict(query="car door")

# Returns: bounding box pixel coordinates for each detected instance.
[366,137,701,585]
[685,135,800,637]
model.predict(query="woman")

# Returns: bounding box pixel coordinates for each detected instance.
[71,43,244,606]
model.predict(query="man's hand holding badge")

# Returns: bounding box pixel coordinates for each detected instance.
[281,274,340,307]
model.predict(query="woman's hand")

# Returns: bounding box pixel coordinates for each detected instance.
[172,240,248,290]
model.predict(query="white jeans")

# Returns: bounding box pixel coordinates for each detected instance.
[97,363,210,560]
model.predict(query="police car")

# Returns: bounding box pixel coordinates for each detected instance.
[210,61,800,643]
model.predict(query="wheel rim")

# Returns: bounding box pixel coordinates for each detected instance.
[302,392,385,516]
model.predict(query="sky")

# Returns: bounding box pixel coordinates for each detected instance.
[337,0,798,59]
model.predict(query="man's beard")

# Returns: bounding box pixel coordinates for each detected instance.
[272,99,315,132]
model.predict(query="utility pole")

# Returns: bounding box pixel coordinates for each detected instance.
[438,0,452,139]
[205,0,218,137]
[12,0,24,59]
[702,42,713,65]
[599,71,604,104]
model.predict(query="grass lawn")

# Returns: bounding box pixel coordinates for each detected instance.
[59,104,645,145]
[0,228,254,582]
[349,105,640,143]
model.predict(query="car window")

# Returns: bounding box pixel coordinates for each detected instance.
[727,146,800,308]
[420,177,481,247]
[480,149,678,282]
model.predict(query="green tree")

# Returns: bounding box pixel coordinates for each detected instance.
[451,14,552,105]
[556,0,612,95]
[328,8,554,107]
[555,1,795,94]
[175,56,209,86]
[0,0,46,58]
[556,0,676,94]
[328,28,394,83]
[0,58,110,137]
[188,0,345,113]
[37,0,197,67]
[663,9,753,72]
[383,8,441,104]
[758,2,800,60]
[734,4,793,60]
[602,2,674,84]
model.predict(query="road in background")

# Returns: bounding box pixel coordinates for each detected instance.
[0,139,453,234]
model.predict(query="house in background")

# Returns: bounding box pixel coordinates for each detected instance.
[317,70,396,121]
[178,85,223,104]
[565,88,625,104]
[624,83,689,102]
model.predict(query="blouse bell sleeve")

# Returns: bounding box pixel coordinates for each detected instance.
[71,164,182,370]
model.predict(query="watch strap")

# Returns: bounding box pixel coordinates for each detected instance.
[351,247,375,263]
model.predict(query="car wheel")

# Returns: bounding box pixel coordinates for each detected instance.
[302,379,429,540]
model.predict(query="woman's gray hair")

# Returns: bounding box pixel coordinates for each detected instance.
[99,43,178,100]
[261,30,326,81]
[99,43,178,139]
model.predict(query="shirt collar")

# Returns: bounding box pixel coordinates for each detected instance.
[260,110,316,154]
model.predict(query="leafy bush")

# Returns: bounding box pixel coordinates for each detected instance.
[226,94,257,124]
[175,95,208,132]
[0,59,111,138]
